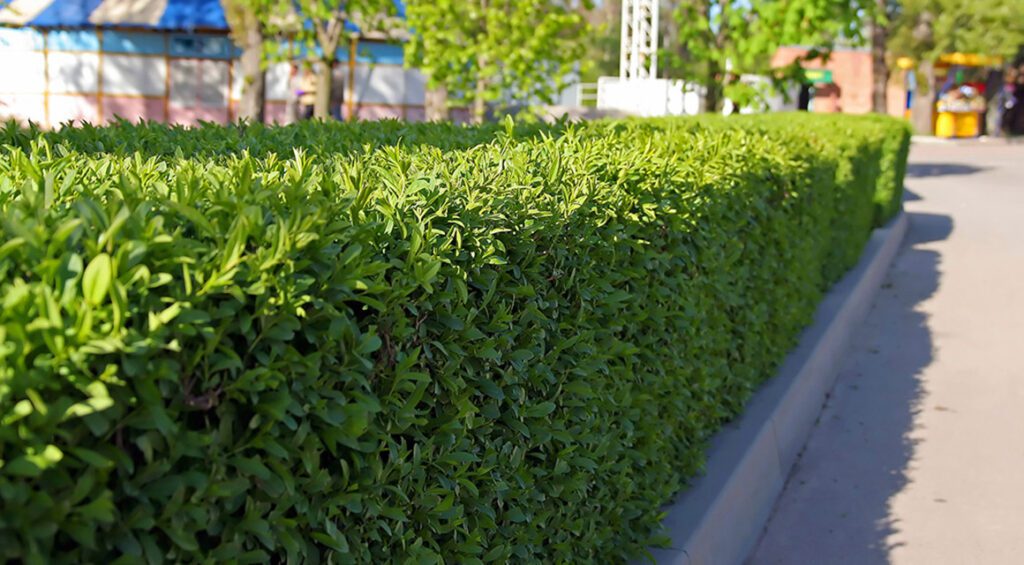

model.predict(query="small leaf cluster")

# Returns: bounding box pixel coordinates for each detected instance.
[0,113,910,563]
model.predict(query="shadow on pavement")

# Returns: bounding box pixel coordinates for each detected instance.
[864,211,952,560]
[906,163,987,178]
[749,210,953,565]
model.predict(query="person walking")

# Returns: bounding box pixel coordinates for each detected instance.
[1002,68,1022,136]
[284,63,300,124]
[330,61,346,121]
[298,66,317,120]
[984,69,1004,136]
[1014,67,1024,136]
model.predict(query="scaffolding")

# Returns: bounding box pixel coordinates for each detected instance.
[619,0,659,80]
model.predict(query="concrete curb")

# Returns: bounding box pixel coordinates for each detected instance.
[646,211,909,565]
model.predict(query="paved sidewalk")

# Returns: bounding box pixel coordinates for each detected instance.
[749,141,1024,564]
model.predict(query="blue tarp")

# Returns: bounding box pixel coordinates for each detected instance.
[156,0,230,30]
[5,0,405,32]
[30,0,106,28]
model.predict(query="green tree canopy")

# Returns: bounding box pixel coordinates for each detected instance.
[404,0,592,123]
[885,0,1023,132]
[889,0,1024,61]
[669,0,874,110]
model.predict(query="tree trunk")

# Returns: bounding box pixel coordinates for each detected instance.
[705,0,727,114]
[870,0,889,114]
[425,84,449,121]
[705,60,722,113]
[910,11,936,134]
[911,61,935,135]
[236,15,265,123]
[314,62,333,119]
[473,81,486,124]
[661,1,678,79]
[473,56,487,124]
[473,0,489,123]
[313,17,343,120]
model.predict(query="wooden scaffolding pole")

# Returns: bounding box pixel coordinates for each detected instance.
[346,36,356,121]
[163,34,171,122]
[43,30,51,128]
[96,29,104,123]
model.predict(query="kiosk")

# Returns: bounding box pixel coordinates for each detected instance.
[933,53,1003,138]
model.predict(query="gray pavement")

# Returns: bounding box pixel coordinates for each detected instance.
[748,139,1024,565]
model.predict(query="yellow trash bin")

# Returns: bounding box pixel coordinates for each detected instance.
[955,112,980,138]
[935,112,956,138]
[935,111,981,138]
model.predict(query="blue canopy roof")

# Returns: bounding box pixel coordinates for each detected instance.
[0,0,405,32]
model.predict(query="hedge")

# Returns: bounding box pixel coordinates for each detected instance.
[0,113,910,563]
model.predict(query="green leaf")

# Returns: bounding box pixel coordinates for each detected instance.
[477,379,505,401]
[5,444,64,477]
[506,508,527,523]
[508,349,534,362]
[4,456,44,477]
[342,406,370,438]
[482,544,508,562]
[77,492,116,523]
[83,253,113,305]
[439,451,480,465]
[524,402,556,419]
[233,457,272,481]
[162,526,198,552]
[70,447,113,469]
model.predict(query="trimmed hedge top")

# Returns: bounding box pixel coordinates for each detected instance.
[0,114,909,563]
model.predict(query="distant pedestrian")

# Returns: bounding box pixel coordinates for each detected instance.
[284,63,301,124]
[298,67,317,120]
[994,71,1011,136]
[797,84,811,111]
[1003,68,1022,136]
[984,69,1004,136]
[330,61,345,121]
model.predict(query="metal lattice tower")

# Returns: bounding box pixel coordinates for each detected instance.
[619,0,659,80]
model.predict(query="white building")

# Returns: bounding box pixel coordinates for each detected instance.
[0,0,433,127]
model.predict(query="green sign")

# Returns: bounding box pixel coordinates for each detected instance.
[803,69,834,84]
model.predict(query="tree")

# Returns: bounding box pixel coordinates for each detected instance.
[405,0,593,123]
[888,0,1024,132]
[889,0,1024,61]
[669,0,872,112]
[869,0,897,113]
[222,0,274,122]
[267,0,401,119]
[580,0,620,82]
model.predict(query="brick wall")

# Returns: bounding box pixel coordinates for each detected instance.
[772,47,875,114]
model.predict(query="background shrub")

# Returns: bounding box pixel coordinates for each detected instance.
[0,114,910,563]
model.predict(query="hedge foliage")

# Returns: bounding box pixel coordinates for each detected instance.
[0,113,909,563]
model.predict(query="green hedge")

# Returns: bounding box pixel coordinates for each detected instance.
[0,114,909,563]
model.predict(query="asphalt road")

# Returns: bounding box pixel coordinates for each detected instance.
[748,139,1024,565]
